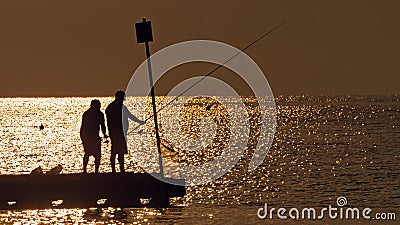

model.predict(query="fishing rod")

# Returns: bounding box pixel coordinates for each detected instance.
[131,18,290,132]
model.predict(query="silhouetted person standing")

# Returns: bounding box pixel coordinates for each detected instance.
[106,91,145,173]
[80,100,108,173]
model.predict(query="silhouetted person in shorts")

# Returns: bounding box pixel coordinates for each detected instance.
[80,99,108,173]
[106,91,145,173]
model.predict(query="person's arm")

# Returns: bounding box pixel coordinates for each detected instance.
[100,114,108,138]
[123,105,146,124]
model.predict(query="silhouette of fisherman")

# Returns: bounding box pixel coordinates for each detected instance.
[106,91,145,173]
[80,99,108,173]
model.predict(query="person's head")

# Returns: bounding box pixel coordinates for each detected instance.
[115,90,126,102]
[90,99,101,110]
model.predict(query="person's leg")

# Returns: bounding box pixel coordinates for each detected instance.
[94,152,101,173]
[83,153,89,173]
[117,153,125,173]
[94,138,101,173]
[110,152,116,173]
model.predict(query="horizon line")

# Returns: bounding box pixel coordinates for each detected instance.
[0,94,398,98]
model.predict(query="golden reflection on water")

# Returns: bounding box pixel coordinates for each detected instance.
[0,96,266,174]
[0,207,162,224]
[0,96,399,224]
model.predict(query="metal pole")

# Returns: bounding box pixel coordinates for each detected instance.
[143,18,164,175]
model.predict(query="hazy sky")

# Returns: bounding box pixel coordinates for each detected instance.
[0,0,399,96]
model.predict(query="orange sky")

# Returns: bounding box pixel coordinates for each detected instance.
[0,0,399,96]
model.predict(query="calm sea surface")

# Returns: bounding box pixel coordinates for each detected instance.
[0,96,399,224]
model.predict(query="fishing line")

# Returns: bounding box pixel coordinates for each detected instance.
[131,18,290,132]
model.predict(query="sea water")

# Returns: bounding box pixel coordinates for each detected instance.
[0,96,398,224]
